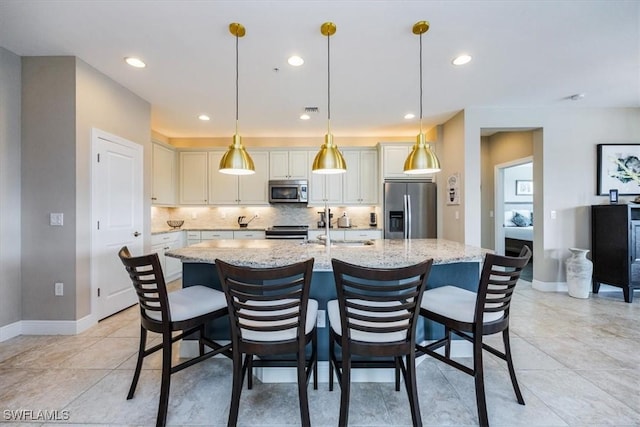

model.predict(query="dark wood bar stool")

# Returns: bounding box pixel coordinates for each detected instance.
[328,258,433,427]
[118,246,231,427]
[416,246,532,427]
[215,258,318,427]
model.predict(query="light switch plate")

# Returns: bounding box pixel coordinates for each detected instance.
[50,213,64,226]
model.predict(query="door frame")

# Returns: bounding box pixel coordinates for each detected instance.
[494,156,533,255]
[90,128,144,320]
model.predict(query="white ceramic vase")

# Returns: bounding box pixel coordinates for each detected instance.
[566,248,592,299]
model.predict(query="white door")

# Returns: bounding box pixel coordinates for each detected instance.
[92,129,143,320]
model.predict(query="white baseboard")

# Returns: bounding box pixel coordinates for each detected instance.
[0,321,22,342]
[19,314,96,337]
[180,339,472,383]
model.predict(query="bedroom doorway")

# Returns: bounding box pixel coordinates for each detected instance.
[495,158,533,281]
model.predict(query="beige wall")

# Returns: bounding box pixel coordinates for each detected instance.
[480,131,534,249]
[0,47,22,329]
[168,135,412,149]
[21,56,150,322]
[441,111,465,242]
[75,59,151,318]
[463,107,640,286]
[22,56,77,321]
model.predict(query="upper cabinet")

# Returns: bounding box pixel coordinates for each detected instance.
[179,151,209,204]
[209,150,270,205]
[152,142,176,205]
[308,148,379,206]
[269,150,308,180]
[175,146,381,207]
[381,143,437,180]
[343,149,378,205]
[308,151,343,206]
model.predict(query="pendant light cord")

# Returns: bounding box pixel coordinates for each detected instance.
[327,32,331,134]
[419,31,423,134]
[235,32,239,135]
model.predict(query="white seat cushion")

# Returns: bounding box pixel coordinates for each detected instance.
[421,285,504,324]
[239,299,318,342]
[327,299,410,343]
[146,285,227,322]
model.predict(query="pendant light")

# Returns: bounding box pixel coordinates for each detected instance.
[312,22,346,175]
[219,22,255,175]
[404,21,441,175]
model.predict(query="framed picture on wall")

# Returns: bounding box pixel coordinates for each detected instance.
[597,144,640,195]
[515,180,533,195]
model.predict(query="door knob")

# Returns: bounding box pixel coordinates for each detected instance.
[133,231,141,237]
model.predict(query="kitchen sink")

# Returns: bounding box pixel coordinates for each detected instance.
[303,240,376,248]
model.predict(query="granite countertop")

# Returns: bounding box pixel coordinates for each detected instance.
[152,227,381,235]
[166,238,489,271]
[152,227,266,235]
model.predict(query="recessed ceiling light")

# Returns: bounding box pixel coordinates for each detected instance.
[404,113,415,120]
[124,57,146,68]
[300,114,311,120]
[452,54,472,66]
[288,56,304,67]
[198,114,210,121]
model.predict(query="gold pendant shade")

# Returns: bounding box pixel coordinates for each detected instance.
[404,133,441,174]
[312,22,346,175]
[404,21,441,175]
[312,133,347,174]
[219,22,255,175]
[219,134,255,175]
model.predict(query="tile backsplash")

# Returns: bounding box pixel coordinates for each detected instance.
[152,205,380,231]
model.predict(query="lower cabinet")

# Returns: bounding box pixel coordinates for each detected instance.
[151,231,184,281]
[308,229,382,241]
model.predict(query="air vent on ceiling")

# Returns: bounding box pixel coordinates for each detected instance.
[304,107,319,113]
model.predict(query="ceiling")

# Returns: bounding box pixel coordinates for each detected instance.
[0,0,638,139]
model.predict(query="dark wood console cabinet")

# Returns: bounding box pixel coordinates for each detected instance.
[591,204,640,303]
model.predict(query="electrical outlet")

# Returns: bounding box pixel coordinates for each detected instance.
[55,282,64,296]
[316,310,326,328]
[191,211,197,219]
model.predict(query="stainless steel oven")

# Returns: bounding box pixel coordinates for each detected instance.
[268,180,308,204]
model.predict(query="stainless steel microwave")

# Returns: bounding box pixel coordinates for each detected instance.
[268,180,308,203]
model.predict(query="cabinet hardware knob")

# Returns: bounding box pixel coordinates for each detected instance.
[133,231,141,237]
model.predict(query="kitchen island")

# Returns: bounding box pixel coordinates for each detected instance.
[167,238,489,362]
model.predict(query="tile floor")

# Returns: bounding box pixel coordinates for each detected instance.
[0,280,639,426]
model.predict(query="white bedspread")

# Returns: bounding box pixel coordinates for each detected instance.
[504,226,533,241]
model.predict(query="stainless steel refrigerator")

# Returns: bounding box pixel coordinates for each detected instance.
[384,181,436,239]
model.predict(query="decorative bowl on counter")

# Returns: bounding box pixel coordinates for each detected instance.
[166,220,185,229]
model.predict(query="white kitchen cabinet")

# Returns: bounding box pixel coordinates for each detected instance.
[270,150,308,180]
[343,149,378,205]
[307,151,343,206]
[186,231,201,245]
[209,151,269,205]
[382,144,411,179]
[152,142,176,205]
[344,229,382,241]
[179,151,209,204]
[201,230,234,240]
[308,229,345,241]
[151,231,184,281]
[233,230,266,240]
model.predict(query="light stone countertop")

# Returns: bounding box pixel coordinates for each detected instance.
[152,227,266,235]
[166,238,489,271]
